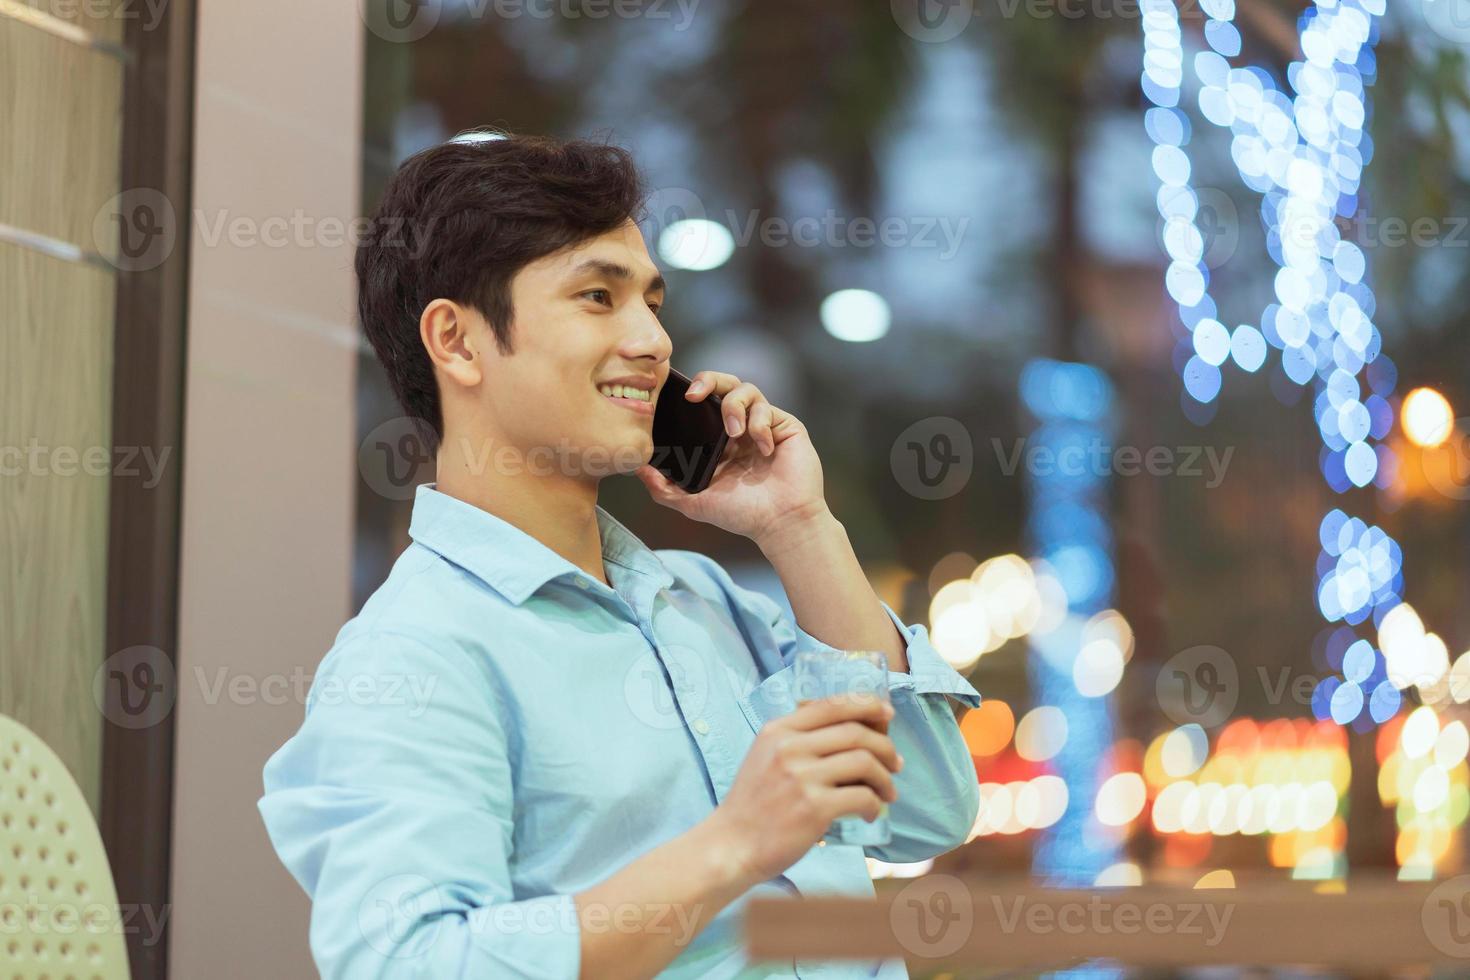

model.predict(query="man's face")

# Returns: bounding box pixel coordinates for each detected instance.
[477,218,672,478]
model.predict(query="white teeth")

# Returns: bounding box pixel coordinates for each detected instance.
[598,384,650,402]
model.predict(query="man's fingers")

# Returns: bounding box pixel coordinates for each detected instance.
[685,370,742,401]
[748,400,775,455]
[806,749,898,802]
[718,382,763,438]
[821,785,887,825]
[783,694,893,733]
[796,721,902,772]
[633,464,697,514]
[685,371,790,453]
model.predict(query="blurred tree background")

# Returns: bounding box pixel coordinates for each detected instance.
[353,0,1470,873]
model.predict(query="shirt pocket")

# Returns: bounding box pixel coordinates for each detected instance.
[736,664,797,733]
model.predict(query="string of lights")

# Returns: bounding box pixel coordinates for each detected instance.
[1139,0,1405,728]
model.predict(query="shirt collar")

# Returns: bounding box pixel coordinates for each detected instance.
[407,483,672,605]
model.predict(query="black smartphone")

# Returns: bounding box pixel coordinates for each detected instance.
[650,368,730,493]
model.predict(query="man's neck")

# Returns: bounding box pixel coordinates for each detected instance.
[433,429,609,586]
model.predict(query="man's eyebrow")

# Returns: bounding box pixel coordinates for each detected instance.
[567,259,666,296]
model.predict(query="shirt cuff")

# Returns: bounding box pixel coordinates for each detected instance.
[877,601,982,708]
[782,602,982,709]
[463,891,581,977]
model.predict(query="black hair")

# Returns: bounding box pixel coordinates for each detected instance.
[354,130,647,445]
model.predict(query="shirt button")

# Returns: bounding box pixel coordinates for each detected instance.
[574,578,591,590]
[692,718,710,735]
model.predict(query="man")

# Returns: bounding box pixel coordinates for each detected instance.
[258,130,981,979]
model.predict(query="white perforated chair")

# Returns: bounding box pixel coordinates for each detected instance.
[0,713,130,980]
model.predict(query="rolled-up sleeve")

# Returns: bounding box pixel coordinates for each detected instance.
[682,550,982,865]
[761,601,982,863]
[257,633,581,979]
[863,603,982,862]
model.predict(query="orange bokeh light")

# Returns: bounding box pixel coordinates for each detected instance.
[961,699,1015,758]
[1402,387,1454,449]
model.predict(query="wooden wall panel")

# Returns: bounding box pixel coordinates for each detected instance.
[0,13,123,249]
[0,7,124,816]
[12,0,126,46]
[0,242,117,814]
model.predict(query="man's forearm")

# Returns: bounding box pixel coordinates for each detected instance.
[756,507,910,674]
[572,812,759,980]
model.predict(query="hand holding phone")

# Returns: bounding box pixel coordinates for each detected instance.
[649,368,730,493]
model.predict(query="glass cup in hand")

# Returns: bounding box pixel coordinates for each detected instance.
[791,648,892,846]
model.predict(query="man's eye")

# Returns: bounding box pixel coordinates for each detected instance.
[581,289,612,306]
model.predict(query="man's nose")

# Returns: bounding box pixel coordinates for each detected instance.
[622,310,672,363]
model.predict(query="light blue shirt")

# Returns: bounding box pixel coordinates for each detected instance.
[259,485,981,979]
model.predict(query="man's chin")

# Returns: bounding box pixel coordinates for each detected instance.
[580,436,654,478]
[619,438,656,475]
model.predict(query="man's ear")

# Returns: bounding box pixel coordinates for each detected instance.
[420,299,483,390]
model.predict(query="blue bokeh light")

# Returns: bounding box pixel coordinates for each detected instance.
[1140,0,1399,728]
[1022,359,1119,884]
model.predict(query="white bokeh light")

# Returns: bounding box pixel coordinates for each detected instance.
[657,218,735,272]
[820,289,891,342]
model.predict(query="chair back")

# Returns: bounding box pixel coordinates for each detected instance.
[0,713,132,979]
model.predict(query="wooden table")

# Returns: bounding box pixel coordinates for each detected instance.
[745,875,1470,973]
